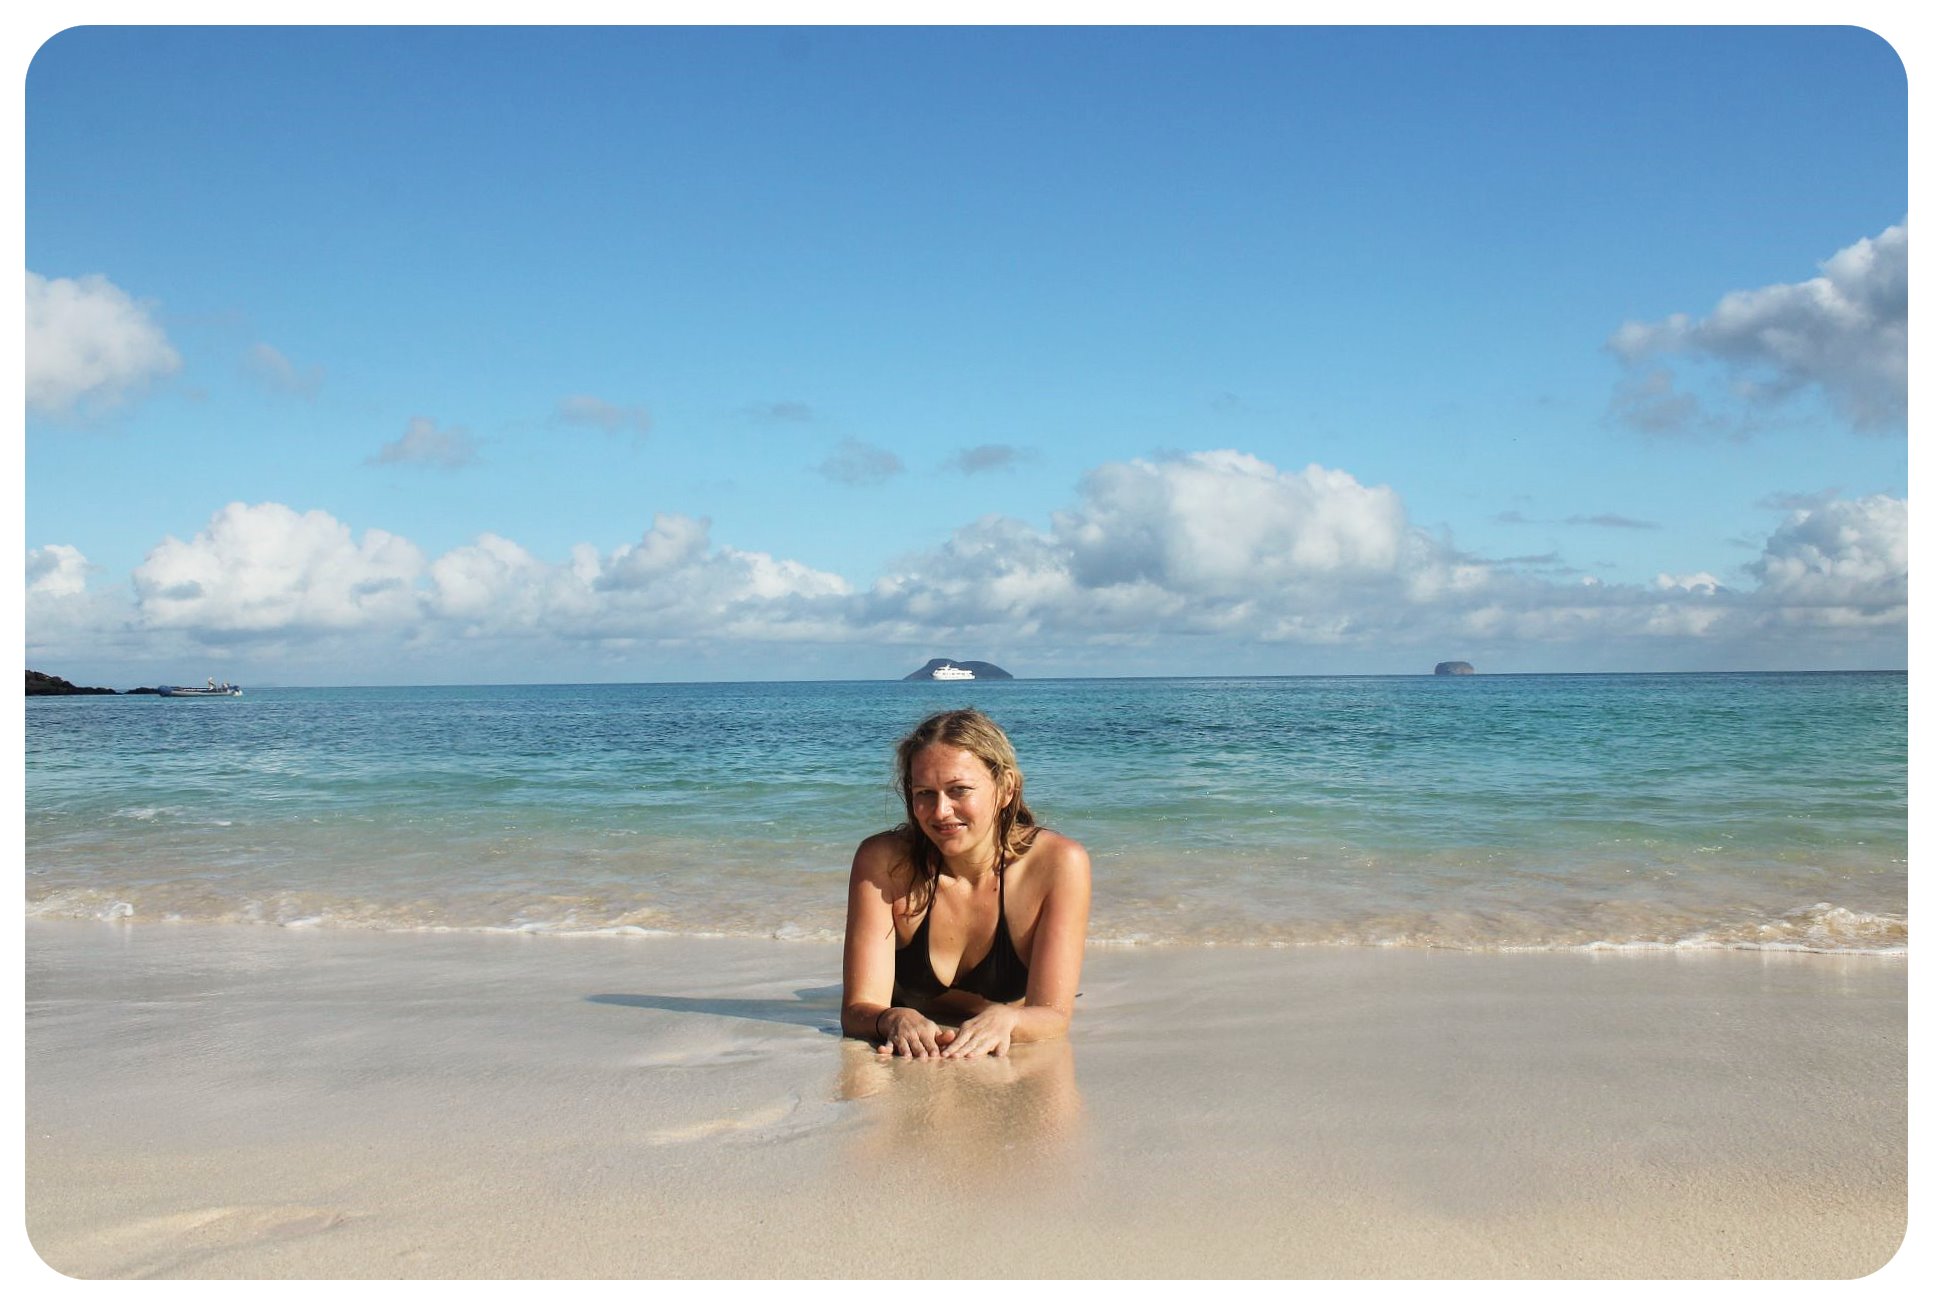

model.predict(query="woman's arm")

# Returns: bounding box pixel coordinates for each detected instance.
[840,834,952,1057]
[943,837,1092,1058]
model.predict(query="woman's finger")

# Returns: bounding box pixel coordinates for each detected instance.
[878,1018,960,1058]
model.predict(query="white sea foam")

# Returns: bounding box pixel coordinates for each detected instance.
[21,881,1907,956]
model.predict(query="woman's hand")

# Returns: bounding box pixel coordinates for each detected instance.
[878,1007,955,1059]
[942,1002,1021,1059]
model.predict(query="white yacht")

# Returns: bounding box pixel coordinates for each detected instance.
[932,664,975,681]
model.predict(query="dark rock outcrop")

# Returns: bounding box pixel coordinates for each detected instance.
[902,658,1015,681]
[27,670,118,696]
[1433,661,1476,676]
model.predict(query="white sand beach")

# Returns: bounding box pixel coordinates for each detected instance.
[23,920,1907,1280]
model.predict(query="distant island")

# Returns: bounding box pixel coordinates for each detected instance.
[1433,661,1476,676]
[26,669,118,696]
[902,659,1015,682]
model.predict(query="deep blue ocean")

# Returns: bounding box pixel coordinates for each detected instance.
[24,673,1906,953]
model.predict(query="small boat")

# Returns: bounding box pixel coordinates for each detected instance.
[158,677,243,697]
[932,664,975,681]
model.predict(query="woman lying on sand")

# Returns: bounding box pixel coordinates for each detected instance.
[842,708,1092,1059]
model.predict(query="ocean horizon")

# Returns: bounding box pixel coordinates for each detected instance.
[26,670,1906,956]
[38,666,1911,690]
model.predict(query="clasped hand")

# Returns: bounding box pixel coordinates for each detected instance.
[877,1003,1019,1060]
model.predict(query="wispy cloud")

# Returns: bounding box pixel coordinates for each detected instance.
[1756,489,1841,512]
[369,417,479,470]
[814,438,903,486]
[26,271,182,418]
[1607,364,1710,436]
[743,400,815,423]
[1565,514,1659,530]
[554,394,651,437]
[1497,509,1658,530]
[246,342,324,398]
[1209,391,1269,416]
[1608,221,1907,434]
[946,443,1028,474]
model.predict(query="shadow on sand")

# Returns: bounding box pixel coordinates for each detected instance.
[587,984,845,1034]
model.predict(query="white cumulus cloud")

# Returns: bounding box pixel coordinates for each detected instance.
[1656,572,1724,595]
[25,544,144,667]
[1746,494,1906,622]
[429,533,579,628]
[1610,222,1907,432]
[859,451,1445,643]
[427,513,852,643]
[131,502,428,635]
[599,514,714,591]
[1060,451,1415,593]
[858,450,1905,664]
[26,271,182,418]
[27,544,91,597]
[29,453,1907,677]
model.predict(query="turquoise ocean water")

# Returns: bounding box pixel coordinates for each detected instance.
[24,673,1906,953]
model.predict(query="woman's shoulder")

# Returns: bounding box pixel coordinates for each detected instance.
[857,826,913,853]
[1019,827,1091,880]
[852,828,915,876]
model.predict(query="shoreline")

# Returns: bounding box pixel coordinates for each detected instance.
[24,919,1908,1279]
[22,894,1909,958]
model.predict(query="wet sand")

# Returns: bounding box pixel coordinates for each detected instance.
[22,920,1908,1279]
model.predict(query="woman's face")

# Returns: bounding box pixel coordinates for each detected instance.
[908,744,1011,864]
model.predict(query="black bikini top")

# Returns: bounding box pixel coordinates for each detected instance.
[892,870,1029,1007]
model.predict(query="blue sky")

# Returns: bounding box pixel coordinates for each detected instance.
[22,24,1908,685]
